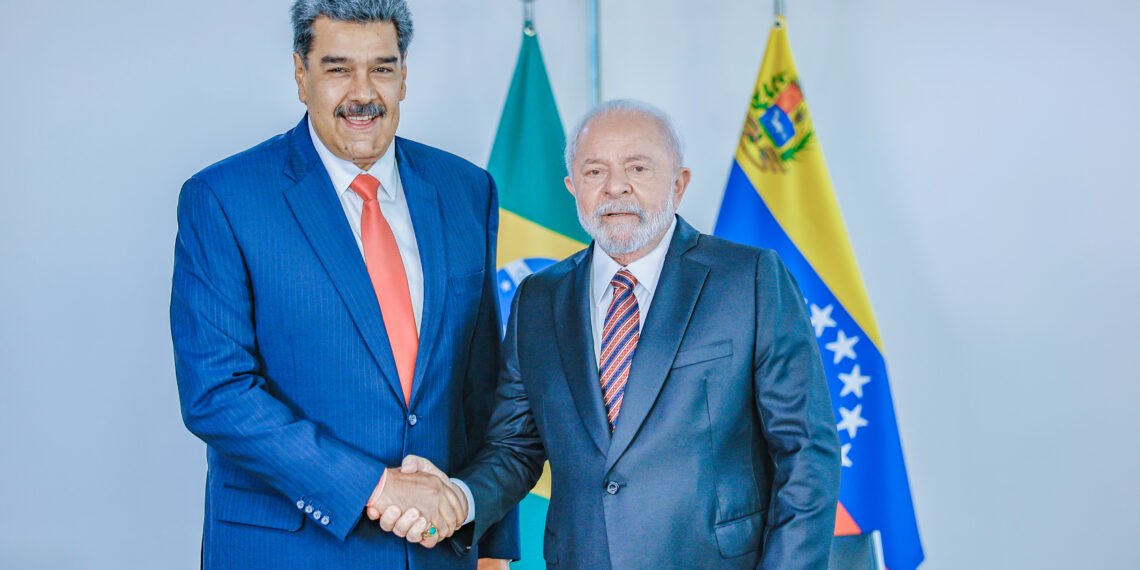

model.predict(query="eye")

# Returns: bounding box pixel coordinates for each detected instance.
[373,67,393,73]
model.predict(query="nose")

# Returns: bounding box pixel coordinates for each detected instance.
[348,69,377,102]
[602,169,632,198]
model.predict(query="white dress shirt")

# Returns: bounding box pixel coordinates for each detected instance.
[588,217,677,365]
[308,119,424,332]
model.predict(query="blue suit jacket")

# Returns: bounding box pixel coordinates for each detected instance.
[171,117,518,569]
[458,218,840,569]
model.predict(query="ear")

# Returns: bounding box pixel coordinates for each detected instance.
[564,175,576,198]
[672,166,692,204]
[293,52,308,105]
[399,52,408,101]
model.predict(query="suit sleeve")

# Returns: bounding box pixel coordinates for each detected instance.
[453,275,547,550]
[752,251,841,570]
[458,170,521,560]
[170,177,385,541]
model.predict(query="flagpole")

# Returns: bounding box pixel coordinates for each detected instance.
[774,0,786,17]
[522,0,535,35]
[587,0,600,106]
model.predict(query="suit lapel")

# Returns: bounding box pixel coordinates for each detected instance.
[552,248,610,455]
[395,140,447,409]
[281,118,406,405]
[606,219,708,472]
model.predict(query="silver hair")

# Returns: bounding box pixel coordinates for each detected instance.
[564,99,684,177]
[291,0,414,63]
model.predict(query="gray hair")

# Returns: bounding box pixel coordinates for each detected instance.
[291,0,414,62]
[564,99,684,177]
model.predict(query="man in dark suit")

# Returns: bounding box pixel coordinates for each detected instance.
[169,1,516,567]
[388,99,841,568]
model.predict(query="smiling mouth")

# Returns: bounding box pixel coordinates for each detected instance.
[341,114,378,129]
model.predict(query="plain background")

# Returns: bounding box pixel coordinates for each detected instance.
[2,0,1137,568]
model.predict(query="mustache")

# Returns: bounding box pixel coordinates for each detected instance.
[593,201,646,218]
[335,102,387,118]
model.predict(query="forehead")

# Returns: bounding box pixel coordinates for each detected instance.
[308,16,400,58]
[577,112,669,161]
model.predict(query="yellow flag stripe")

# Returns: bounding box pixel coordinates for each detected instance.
[498,209,587,268]
[735,18,882,348]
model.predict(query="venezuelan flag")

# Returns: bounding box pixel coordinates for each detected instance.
[713,14,924,570]
[486,18,588,569]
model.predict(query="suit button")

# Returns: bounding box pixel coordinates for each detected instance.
[606,481,620,495]
[296,500,305,510]
[321,516,330,526]
[313,510,322,520]
[408,414,418,426]
[305,505,314,514]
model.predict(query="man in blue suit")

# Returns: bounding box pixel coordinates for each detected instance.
[390,100,842,568]
[169,1,517,568]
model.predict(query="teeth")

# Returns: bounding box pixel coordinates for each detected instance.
[346,115,375,121]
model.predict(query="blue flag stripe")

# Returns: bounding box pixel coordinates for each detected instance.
[715,161,924,570]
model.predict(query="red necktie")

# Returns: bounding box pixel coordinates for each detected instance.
[600,269,640,429]
[350,174,417,406]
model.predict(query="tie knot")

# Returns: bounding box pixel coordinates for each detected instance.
[611,269,637,293]
[350,173,381,202]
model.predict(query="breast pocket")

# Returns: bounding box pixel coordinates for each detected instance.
[672,339,733,370]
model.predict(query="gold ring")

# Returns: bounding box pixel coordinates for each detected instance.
[422,523,437,539]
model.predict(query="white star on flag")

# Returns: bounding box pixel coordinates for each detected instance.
[809,303,836,338]
[825,329,859,364]
[837,404,869,438]
[841,443,853,467]
[838,364,871,398]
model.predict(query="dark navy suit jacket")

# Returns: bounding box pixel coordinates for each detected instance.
[458,218,839,569]
[171,117,518,569]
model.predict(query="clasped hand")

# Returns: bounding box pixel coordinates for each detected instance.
[365,455,464,549]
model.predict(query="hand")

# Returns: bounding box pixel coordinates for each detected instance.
[376,455,469,548]
[477,559,510,570]
[365,459,466,548]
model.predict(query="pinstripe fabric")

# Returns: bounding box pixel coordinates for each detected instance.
[599,270,639,428]
[171,117,519,569]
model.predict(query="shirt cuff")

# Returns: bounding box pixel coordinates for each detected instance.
[451,478,476,526]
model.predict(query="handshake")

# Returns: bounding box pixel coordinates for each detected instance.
[364,455,465,549]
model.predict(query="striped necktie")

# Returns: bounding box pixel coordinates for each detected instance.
[600,269,640,430]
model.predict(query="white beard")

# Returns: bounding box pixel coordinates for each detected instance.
[577,191,676,256]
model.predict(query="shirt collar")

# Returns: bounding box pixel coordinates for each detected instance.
[308,116,399,201]
[591,216,678,306]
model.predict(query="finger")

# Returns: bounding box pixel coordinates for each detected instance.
[378,506,402,532]
[406,516,429,543]
[366,505,381,521]
[420,534,439,549]
[392,508,421,538]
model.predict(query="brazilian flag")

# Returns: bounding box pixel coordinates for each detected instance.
[487,18,588,570]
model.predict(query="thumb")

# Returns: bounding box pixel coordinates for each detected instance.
[401,454,428,474]
[401,454,445,479]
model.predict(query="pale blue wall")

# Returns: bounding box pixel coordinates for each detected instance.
[1,1,1136,568]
